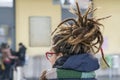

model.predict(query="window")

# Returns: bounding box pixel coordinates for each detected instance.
[29,16,51,47]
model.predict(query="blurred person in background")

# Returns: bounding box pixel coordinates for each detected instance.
[40,1,110,80]
[1,43,18,80]
[14,43,27,80]
[17,43,27,66]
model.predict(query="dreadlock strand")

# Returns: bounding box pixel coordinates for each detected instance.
[51,18,79,35]
[97,15,112,21]
[75,1,84,27]
[83,6,91,27]
[88,19,104,27]
[55,35,71,47]
[88,8,97,14]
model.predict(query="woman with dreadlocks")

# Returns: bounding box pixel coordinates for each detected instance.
[40,1,110,80]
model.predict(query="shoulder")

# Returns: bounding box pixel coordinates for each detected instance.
[46,68,57,79]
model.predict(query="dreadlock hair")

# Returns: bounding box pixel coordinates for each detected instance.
[51,1,111,66]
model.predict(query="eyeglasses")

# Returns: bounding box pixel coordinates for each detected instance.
[45,52,55,60]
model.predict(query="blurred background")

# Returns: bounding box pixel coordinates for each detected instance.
[0,0,120,80]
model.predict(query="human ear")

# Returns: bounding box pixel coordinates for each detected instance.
[57,53,63,58]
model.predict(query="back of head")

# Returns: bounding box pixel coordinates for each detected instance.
[51,2,111,56]
[0,43,9,50]
[19,43,23,46]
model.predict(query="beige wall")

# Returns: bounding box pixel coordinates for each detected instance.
[94,0,120,54]
[16,0,61,55]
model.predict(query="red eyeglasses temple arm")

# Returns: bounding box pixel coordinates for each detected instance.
[46,52,49,60]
